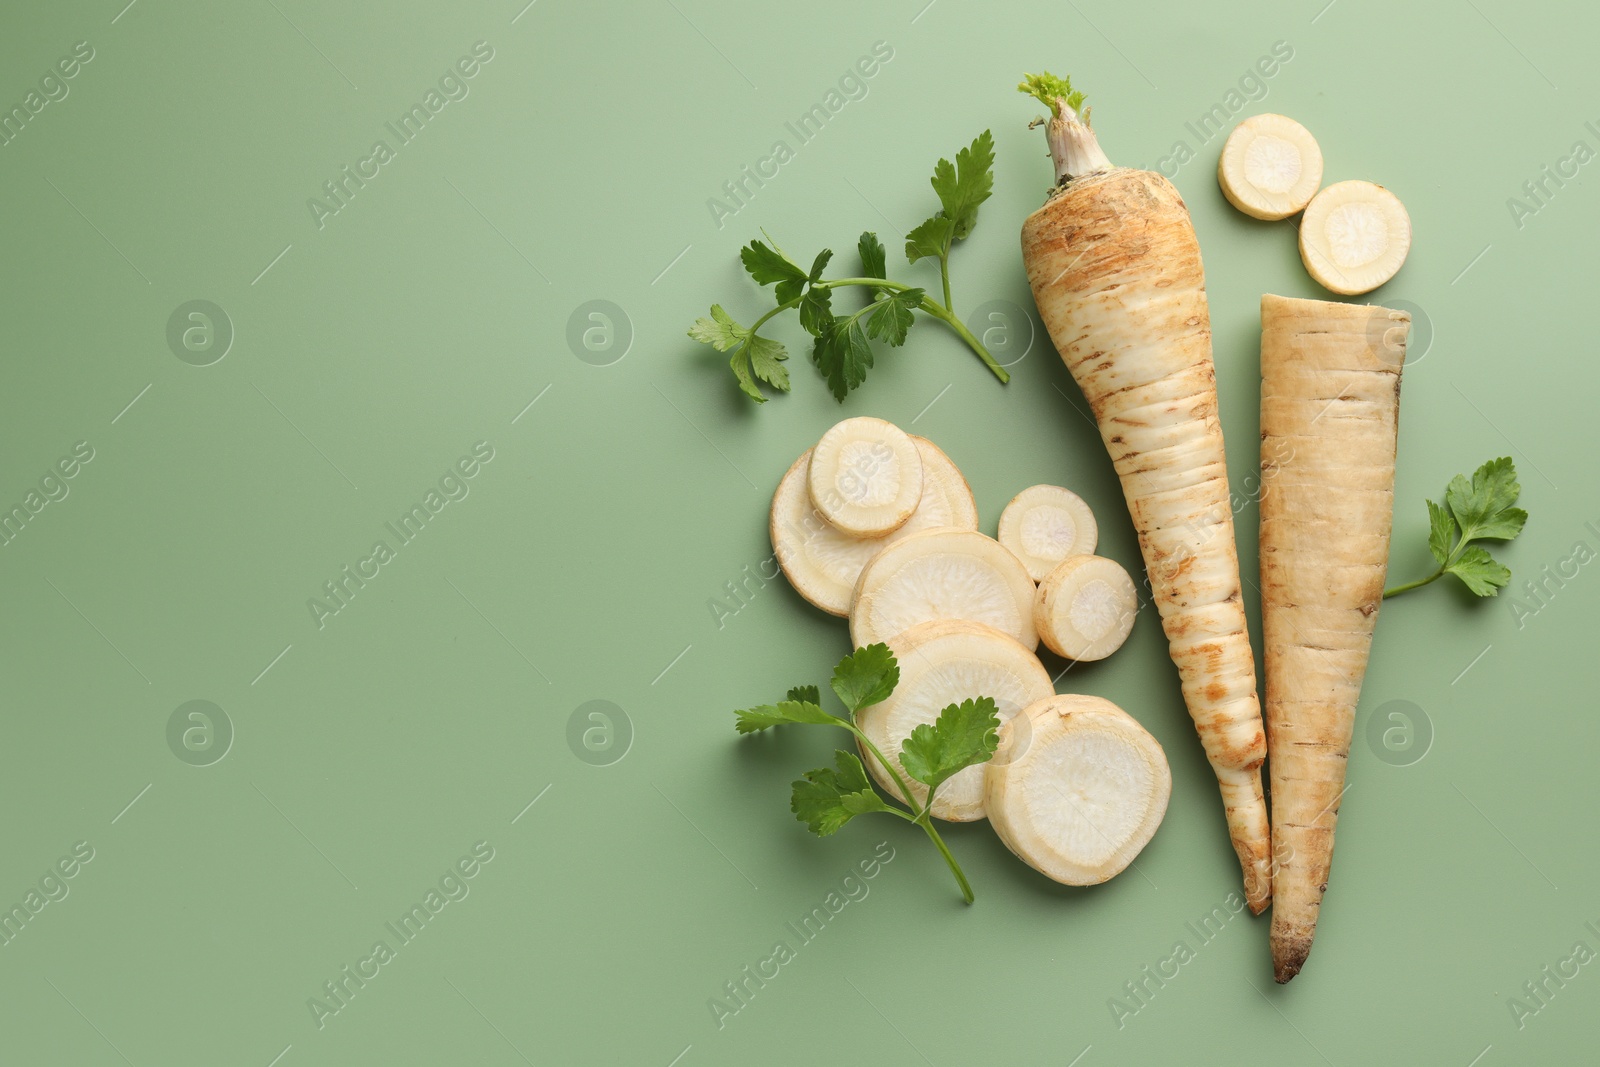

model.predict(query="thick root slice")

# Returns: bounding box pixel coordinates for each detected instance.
[1035,555,1137,661]
[851,528,1038,650]
[1299,180,1411,295]
[807,417,923,537]
[985,694,1171,885]
[1218,114,1323,220]
[998,484,1099,581]
[856,620,1054,821]
[770,439,977,616]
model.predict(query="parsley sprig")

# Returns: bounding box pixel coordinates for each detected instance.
[735,644,1000,903]
[690,132,1008,403]
[1385,457,1528,598]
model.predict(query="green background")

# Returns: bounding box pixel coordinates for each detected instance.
[2,0,1595,1063]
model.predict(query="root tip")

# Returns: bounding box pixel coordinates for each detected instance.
[1272,939,1311,983]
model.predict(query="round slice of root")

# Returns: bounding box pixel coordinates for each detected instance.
[855,620,1054,821]
[1299,180,1412,295]
[1034,555,1138,661]
[998,484,1099,582]
[1218,113,1324,220]
[807,417,923,537]
[851,528,1038,650]
[984,694,1171,885]
[771,440,977,617]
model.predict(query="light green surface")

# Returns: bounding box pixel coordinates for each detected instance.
[2,1,1595,1063]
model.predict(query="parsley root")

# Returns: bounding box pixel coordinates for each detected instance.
[1019,72,1273,912]
[1258,293,1408,982]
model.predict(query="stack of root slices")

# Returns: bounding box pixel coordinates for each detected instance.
[771,416,1171,886]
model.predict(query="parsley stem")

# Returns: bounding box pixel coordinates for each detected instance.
[816,279,1010,385]
[1382,570,1442,598]
[916,816,974,904]
[846,723,922,811]
[939,252,953,312]
[1383,529,1471,598]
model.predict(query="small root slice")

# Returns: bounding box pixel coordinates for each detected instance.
[1299,180,1411,295]
[1034,555,1138,661]
[851,527,1038,650]
[985,694,1171,885]
[1218,113,1323,220]
[807,417,923,537]
[998,484,1099,581]
[770,439,977,616]
[856,620,1054,821]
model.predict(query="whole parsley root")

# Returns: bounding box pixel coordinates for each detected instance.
[734,644,999,903]
[1256,294,1408,983]
[1018,71,1272,915]
[689,133,1007,402]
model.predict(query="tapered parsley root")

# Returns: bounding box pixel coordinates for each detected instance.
[1258,294,1407,982]
[1019,72,1273,912]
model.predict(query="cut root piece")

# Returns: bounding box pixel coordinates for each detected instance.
[851,527,1038,650]
[985,694,1171,885]
[807,417,923,537]
[998,484,1099,581]
[1218,114,1323,220]
[771,439,977,616]
[856,620,1054,821]
[1035,555,1138,661]
[1299,180,1411,295]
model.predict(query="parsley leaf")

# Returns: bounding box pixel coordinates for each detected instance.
[734,699,842,734]
[931,129,995,241]
[786,685,820,705]
[905,131,994,263]
[1426,499,1455,565]
[1447,545,1512,596]
[904,215,955,265]
[866,288,922,347]
[830,644,899,713]
[740,238,809,304]
[858,231,887,280]
[898,697,1001,792]
[1445,456,1528,542]
[1386,457,1528,599]
[791,750,889,836]
[798,285,833,337]
[688,305,789,403]
[812,318,874,402]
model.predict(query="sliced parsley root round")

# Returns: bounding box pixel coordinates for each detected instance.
[985,694,1171,886]
[1035,555,1138,661]
[998,484,1099,581]
[1218,114,1323,220]
[850,528,1038,650]
[808,417,923,537]
[771,437,977,616]
[1299,180,1411,295]
[856,620,1054,821]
